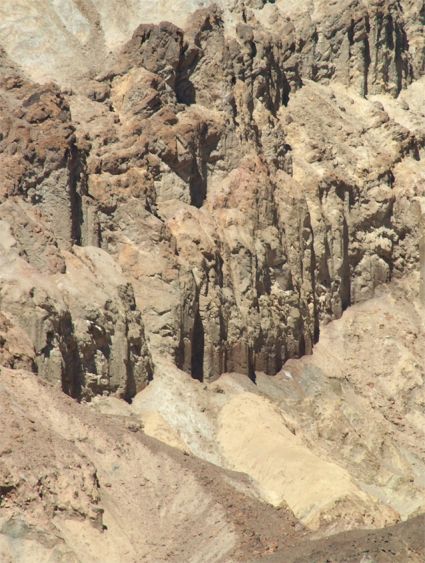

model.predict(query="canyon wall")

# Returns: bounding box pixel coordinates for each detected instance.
[1,2,425,558]
[0,0,424,395]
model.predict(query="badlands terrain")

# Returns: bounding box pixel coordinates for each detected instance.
[0,0,425,561]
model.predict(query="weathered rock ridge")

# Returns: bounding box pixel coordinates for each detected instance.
[0,67,153,399]
[0,1,425,559]
[2,0,424,389]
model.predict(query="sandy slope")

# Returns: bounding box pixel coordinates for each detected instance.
[2,345,425,561]
[0,367,305,562]
[130,275,425,537]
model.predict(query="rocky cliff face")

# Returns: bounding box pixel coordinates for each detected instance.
[0,0,425,559]
[4,0,423,388]
[0,63,153,399]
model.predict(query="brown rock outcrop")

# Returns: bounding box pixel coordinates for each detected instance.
[63,0,424,383]
[0,71,153,400]
[1,1,424,387]
[0,0,424,558]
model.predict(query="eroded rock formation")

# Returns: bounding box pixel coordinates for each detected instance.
[1,0,424,390]
[0,1,425,559]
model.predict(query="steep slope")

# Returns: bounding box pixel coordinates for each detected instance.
[1,0,425,391]
[2,366,424,562]
[130,274,425,535]
[0,0,424,561]
[0,367,305,562]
